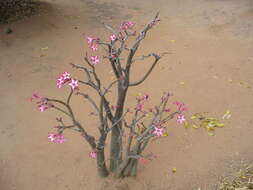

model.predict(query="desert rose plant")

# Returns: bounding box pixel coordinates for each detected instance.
[31,13,188,178]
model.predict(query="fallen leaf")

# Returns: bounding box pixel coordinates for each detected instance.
[216,123,225,127]
[208,132,215,136]
[169,40,176,43]
[191,115,197,120]
[184,122,190,128]
[222,110,231,119]
[192,124,200,129]
[163,132,169,137]
[172,168,177,173]
[41,47,48,51]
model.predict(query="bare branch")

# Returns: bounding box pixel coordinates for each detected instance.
[77,92,100,114]
[70,63,92,82]
[47,98,97,149]
[67,89,74,105]
[125,13,160,77]
[129,53,161,86]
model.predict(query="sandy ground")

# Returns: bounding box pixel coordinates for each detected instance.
[0,0,253,189]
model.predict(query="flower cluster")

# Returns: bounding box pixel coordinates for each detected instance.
[173,101,187,124]
[31,92,53,112]
[48,132,66,143]
[56,72,78,90]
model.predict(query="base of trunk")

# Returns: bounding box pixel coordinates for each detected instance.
[116,158,138,178]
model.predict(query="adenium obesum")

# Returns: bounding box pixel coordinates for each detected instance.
[31,14,189,178]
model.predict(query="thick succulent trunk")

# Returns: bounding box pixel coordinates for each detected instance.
[110,81,128,172]
[96,147,109,177]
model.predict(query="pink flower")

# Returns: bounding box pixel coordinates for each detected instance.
[56,72,71,88]
[31,92,52,112]
[173,101,187,112]
[176,115,186,124]
[135,103,144,112]
[68,79,79,90]
[90,45,98,51]
[86,36,93,44]
[56,77,65,88]
[120,21,135,31]
[110,34,117,41]
[48,133,56,142]
[62,72,71,80]
[48,133,66,144]
[86,36,99,51]
[153,127,165,137]
[89,56,100,65]
[38,104,48,112]
[89,151,97,159]
[30,92,41,101]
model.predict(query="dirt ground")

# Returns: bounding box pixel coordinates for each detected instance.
[1,0,253,189]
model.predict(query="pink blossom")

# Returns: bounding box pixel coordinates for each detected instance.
[86,36,93,44]
[136,94,149,101]
[61,72,71,80]
[173,101,187,112]
[30,92,41,101]
[48,133,66,144]
[135,103,144,112]
[68,79,79,90]
[90,44,98,51]
[176,115,186,124]
[56,77,65,88]
[110,34,117,41]
[120,21,135,31]
[56,72,71,88]
[38,104,48,112]
[31,92,52,112]
[89,151,97,159]
[86,36,99,51]
[89,56,100,65]
[153,127,165,137]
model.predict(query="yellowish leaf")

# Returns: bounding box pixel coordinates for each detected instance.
[163,132,169,137]
[216,123,225,127]
[41,47,48,51]
[172,168,177,173]
[208,132,215,136]
[190,115,197,120]
[192,125,200,129]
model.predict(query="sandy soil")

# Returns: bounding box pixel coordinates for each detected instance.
[1,0,253,189]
